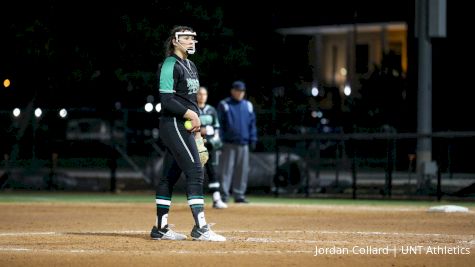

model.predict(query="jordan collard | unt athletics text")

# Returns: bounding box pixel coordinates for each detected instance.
[314,246,471,256]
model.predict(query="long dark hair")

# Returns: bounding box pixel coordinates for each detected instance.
[165,25,194,56]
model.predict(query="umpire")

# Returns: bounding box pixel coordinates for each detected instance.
[217,80,257,203]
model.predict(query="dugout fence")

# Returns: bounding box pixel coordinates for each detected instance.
[268,131,475,200]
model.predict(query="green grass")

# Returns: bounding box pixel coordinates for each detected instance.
[247,196,475,207]
[0,192,159,203]
[0,192,474,207]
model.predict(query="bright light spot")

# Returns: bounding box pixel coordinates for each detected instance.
[316,111,323,118]
[321,118,329,125]
[13,108,20,117]
[311,87,319,97]
[155,103,162,112]
[34,108,42,118]
[311,111,318,118]
[3,79,11,88]
[144,103,153,112]
[344,84,351,96]
[340,68,347,76]
[59,109,67,118]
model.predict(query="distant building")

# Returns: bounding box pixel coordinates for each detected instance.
[276,22,407,96]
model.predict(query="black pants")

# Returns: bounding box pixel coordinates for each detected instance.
[204,143,219,193]
[156,117,204,199]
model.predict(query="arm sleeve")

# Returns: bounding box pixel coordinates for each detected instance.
[159,57,188,117]
[161,94,188,117]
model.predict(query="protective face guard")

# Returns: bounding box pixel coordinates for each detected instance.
[175,31,198,54]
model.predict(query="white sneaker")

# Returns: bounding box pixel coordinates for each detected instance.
[213,200,228,209]
[150,224,187,240]
[190,223,226,242]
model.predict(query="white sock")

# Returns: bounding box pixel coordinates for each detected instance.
[212,191,222,202]
[197,212,206,228]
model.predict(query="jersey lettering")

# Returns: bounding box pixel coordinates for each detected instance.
[187,78,200,94]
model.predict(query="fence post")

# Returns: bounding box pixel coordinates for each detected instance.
[312,137,320,198]
[447,143,453,179]
[109,145,118,193]
[351,140,357,199]
[437,162,442,201]
[47,152,58,190]
[385,139,394,198]
[335,142,340,187]
[273,130,280,197]
[0,154,10,190]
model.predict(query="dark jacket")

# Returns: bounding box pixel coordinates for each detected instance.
[217,97,257,145]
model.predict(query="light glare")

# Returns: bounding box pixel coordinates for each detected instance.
[311,87,319,97]
[59,109,67,118]
[34,108,42,118]
[13,108,20,117]
[144,103,153,112]
[344,85,351,96]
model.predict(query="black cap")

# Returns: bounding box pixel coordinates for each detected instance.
[232,80,246,90]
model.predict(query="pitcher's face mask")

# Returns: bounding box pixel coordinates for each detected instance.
[175,31,198,54]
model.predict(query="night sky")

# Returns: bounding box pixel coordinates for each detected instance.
[0,0,473,131]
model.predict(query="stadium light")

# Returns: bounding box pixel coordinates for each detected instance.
[34,108,42,118]
[144,103,153,112]
[155,103,162,112]
[340,68,347,76]
[344,84,351,96]
[3,79,11,88]
[13,108,20,117]
[59,108,68,118]
[311,87,319,97]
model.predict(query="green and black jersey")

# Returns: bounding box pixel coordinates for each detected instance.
[199,104,220,139]
[158,54,200,117]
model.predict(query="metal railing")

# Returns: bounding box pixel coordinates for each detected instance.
[268,131,475,200]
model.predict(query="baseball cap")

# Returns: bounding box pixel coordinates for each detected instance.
[232,80,246,90]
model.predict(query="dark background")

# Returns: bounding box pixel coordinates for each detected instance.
[0,0,473,132]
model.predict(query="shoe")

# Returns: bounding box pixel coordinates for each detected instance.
[234,198,249,204]
[213,200,228,209]
[190,224,226,242]
[150,224,187,240]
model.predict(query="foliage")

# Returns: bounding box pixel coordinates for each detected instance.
[3,1,256,108]
[349,52,412,132]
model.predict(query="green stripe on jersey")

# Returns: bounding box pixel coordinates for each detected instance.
[159,57,176,93]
